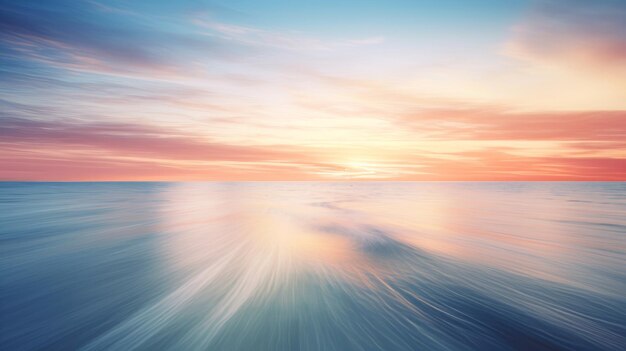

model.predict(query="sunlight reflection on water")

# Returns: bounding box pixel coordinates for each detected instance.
[1,182,625,350]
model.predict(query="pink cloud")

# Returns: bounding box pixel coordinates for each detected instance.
[2,110,624,181]
[0,117,311,163]
[505,0,626,71]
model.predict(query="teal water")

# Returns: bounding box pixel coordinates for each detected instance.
[1,182,625,350]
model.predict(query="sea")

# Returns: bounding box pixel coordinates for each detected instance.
[1,182,625,350]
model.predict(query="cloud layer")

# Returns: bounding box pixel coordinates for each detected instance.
[0,0,624,180]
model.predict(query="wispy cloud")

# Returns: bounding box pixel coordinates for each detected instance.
[0,0,624,180]
[0,116,339,180]
[398,107,626,143]
[0,1,241,79]
[194,19,384,51]
[0,116,315,163]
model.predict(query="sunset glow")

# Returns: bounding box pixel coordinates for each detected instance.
[1,0,625,180]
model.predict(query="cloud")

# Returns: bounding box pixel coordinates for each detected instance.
[392,149,626,181]
[0,116,314,164]
[1,114,624,180]
[399,107,626,142]
[194,19,384,51]
[505,0,626,73]
[0,1,241,79]
[0,1,623,181]
[285,72,626,144]
[0,153,335,181]
[0,116,353,180]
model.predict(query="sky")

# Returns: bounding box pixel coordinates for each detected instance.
[0,0,625,181]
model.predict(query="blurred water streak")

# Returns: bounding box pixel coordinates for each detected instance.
[1,182,625,351]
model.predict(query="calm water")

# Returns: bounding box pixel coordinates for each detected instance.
[1,182,625,351]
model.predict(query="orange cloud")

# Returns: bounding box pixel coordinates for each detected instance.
[393,150,625,181]
[399,108,626,142]
[1,109,624,181]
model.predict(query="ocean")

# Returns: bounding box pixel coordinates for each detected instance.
[1,182,625,350]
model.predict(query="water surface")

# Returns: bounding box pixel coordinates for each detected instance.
[1,182,625,350]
